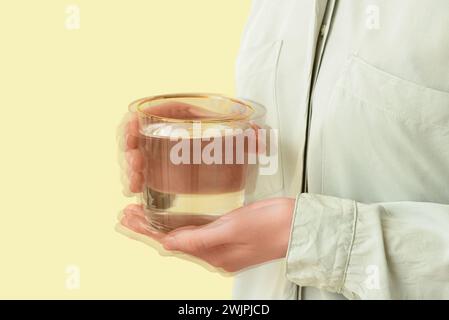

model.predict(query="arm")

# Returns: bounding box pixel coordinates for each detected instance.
[120,114,449,299]
[287,193,449,299]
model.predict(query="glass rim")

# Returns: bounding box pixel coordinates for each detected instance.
[129,93,265,123]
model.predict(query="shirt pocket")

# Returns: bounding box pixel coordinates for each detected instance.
[322,56,449,203]
[235,40,285,201]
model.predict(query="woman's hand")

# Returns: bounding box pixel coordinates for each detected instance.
[119,103,238,194]
[122,113,145,193]
[119,109,295,272]
[120,197,295,273]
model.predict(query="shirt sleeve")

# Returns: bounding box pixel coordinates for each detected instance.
[285,193,449,299]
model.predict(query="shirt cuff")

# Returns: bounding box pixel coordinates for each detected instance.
[286,193,358,295]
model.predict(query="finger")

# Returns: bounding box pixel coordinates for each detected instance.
[117,112,138,150]
[125,115,140,150]
[126,149,144,172]
[183,244,249,273]
[126,114,139,136]
[120,211,165,241]
[117,203,145,221]
[122,208,207,244]
[187,246,229,270]
[164,217,230,239]
[123,204,145,217]
[161,218,234,253]
[129,172,144,193]
[117,204,143,221]
[126,133,139,150]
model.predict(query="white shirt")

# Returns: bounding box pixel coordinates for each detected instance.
[234,0,449,300]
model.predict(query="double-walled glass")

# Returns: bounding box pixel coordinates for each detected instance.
[130,93,266,232]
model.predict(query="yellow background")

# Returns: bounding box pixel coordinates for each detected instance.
[0,0,251,299]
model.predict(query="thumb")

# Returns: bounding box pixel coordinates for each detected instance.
[161,219,234,253]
